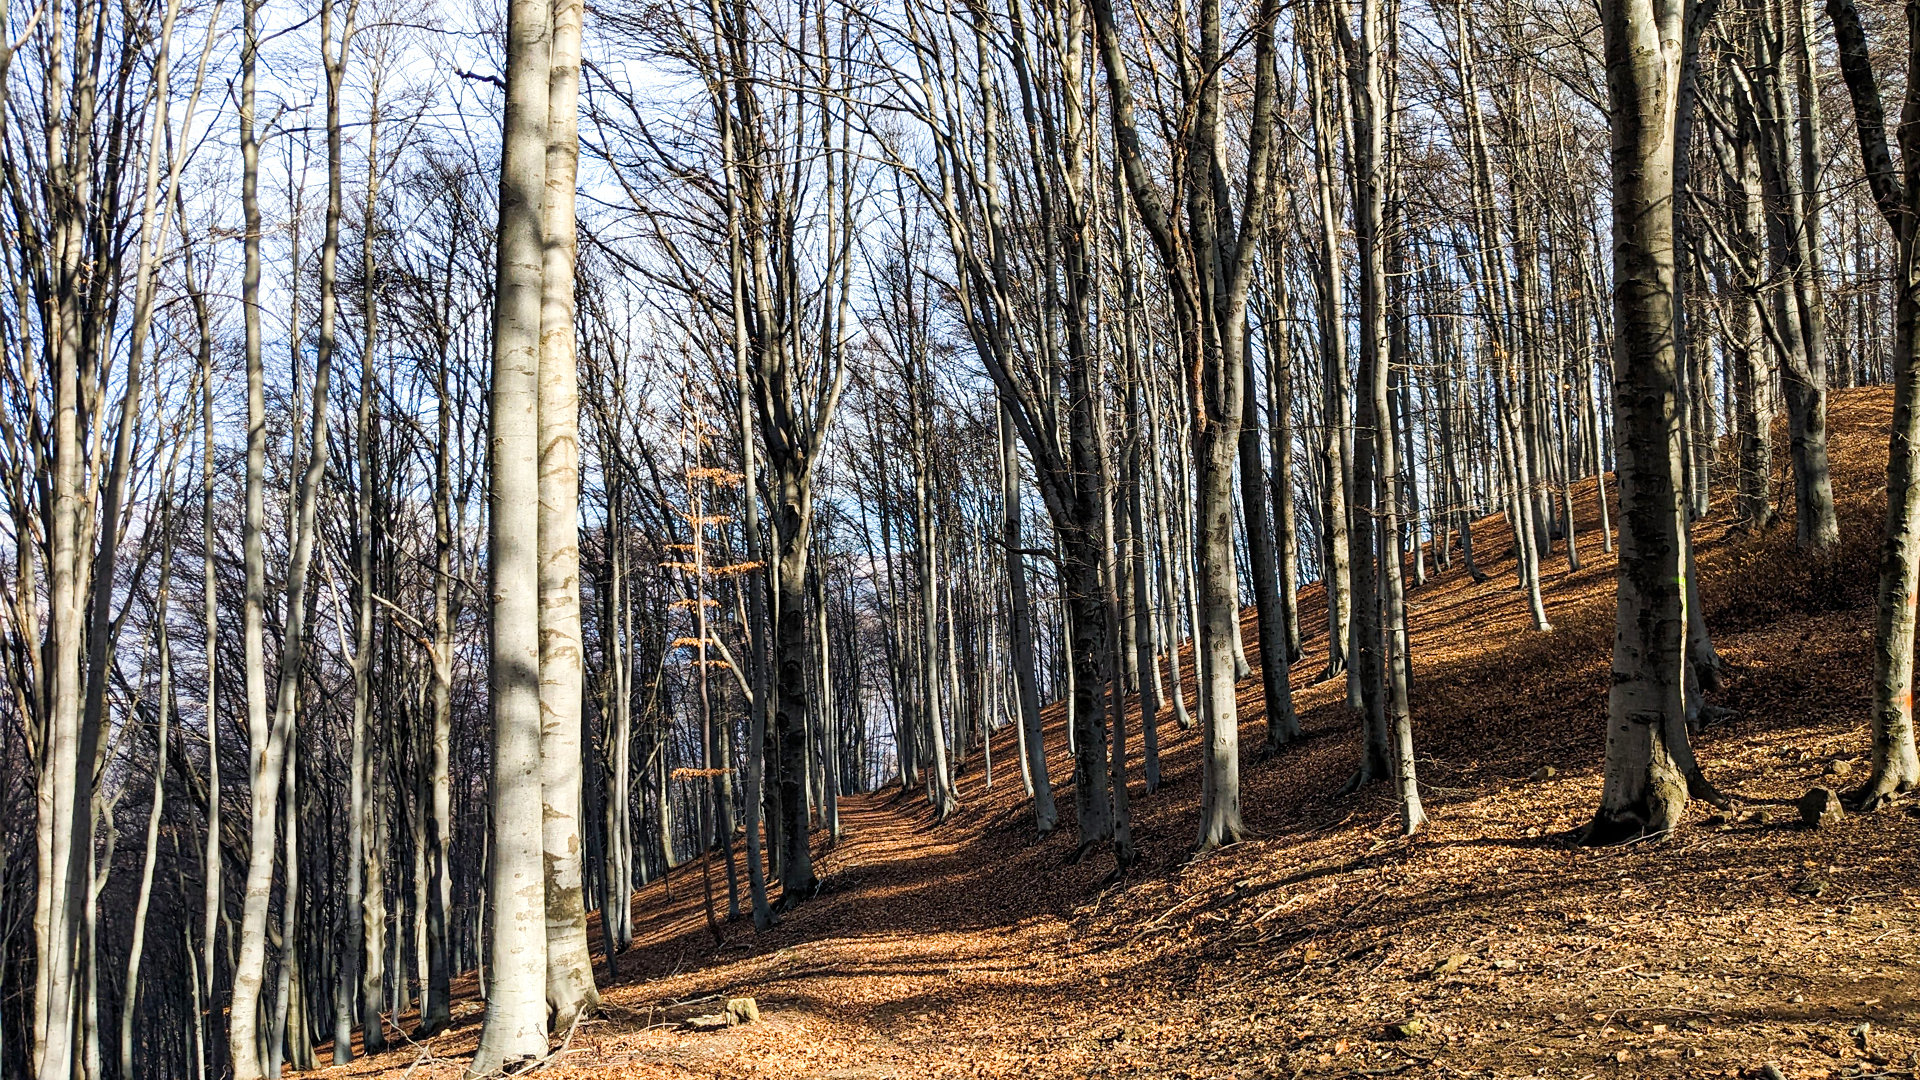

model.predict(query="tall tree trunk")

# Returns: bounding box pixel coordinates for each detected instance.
[539,0,598,1027]
[469,0,554,1061]
[1341,0,1426,831]
[999,405,1056,833]
[123,502,175,1080]
[1092,0,1280,852]
[33,0,101,1070]
[232,0,345,1070]
[1241,350,1299,750]
[721,89,775,925]
[116,5,209,1067]
[1588,0,1696,843]
[912,407,960,821]
[773,489,822,901]
[1829,0,1920,806]
[1306,26,1356,682]
[1336,5,1389,795]
[1263,264,1305,662]
[192,220,223,1074]
[1752,0,1840,550]
[354,68,388,1061]
[420,324,455,1036]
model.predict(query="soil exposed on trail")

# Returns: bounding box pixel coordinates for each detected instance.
[335,387,1920,1079]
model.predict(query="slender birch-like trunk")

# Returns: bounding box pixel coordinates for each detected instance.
[421,304,456,1035]
[1340,0,1424,831]
[123,496,175,1080]
[1000,405,1056,831]
[1305,25,1356,683]
[226,0,272,1067]
[353,56,388,1059]
[1829,0,1920,806]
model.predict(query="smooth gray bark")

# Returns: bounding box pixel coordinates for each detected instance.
[468,0,555,1060]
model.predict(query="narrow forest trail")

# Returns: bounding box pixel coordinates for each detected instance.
[342,387,1920,1080]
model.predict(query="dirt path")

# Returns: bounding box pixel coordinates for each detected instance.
[330,791,1129,1079]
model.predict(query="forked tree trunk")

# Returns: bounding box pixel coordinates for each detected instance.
[233,0,347,1070]
[1342,0,1425,832]
[1091,0,1279,855]
[33,0,105,1070]
[1748,0,1839,550]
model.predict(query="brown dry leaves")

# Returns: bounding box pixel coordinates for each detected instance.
[338,388,1918,1080]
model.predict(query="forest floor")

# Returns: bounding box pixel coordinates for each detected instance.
[336,387,1920,1080]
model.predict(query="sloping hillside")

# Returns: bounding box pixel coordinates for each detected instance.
[335,386,1920,1079]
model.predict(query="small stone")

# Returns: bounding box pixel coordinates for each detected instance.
[1430,954,1471,977]
[1799,787,1846,827]
[1826,758,1855,779]
[1757,1066,1787,1080]
[1386,1018,1426,1039]
[1530,765,1557,782]
[1790,877,1828,897]
[726,997,760,1025]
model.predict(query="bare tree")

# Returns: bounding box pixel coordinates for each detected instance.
[1586,0,1698,843]
[469,0,556,1063]
[1829,0,1920,806]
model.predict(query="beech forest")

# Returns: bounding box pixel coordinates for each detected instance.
[7,0,1920,1073]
